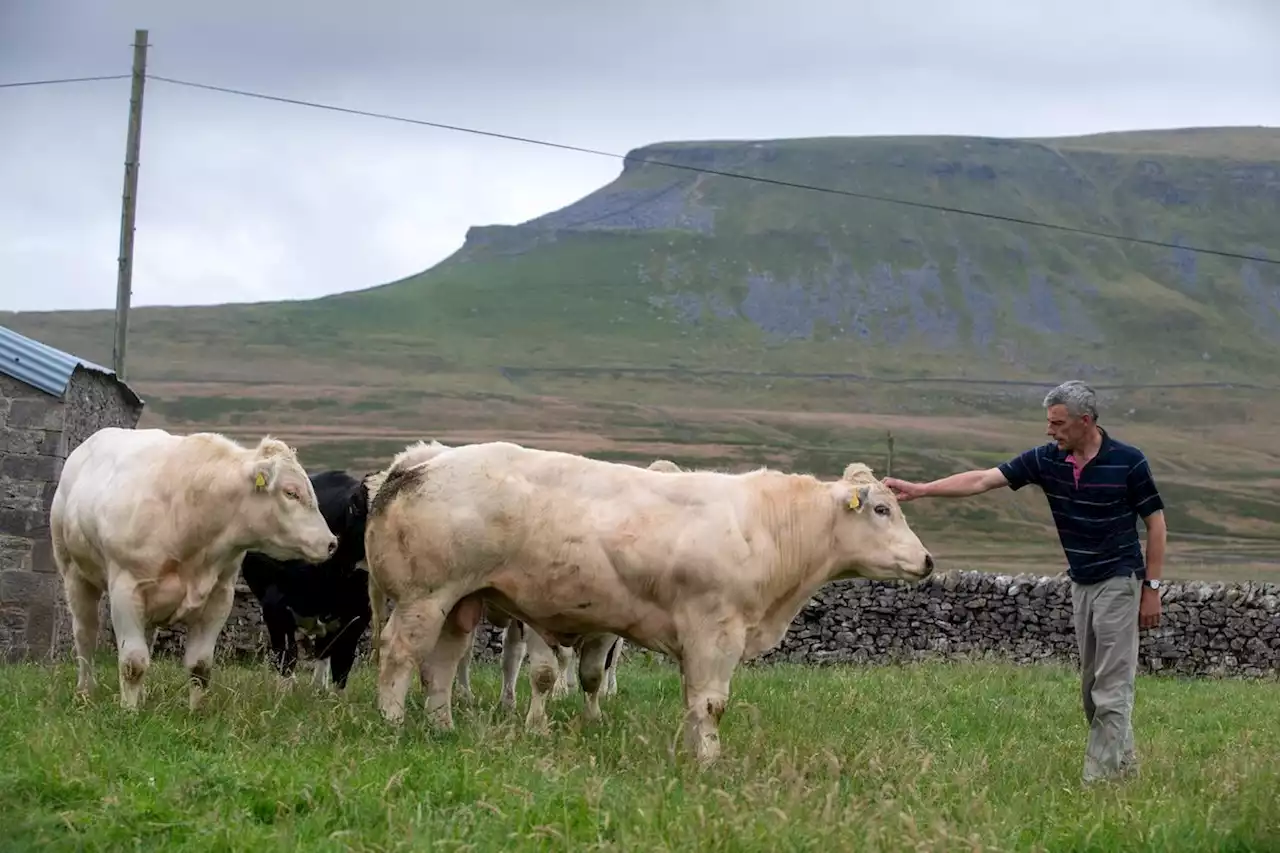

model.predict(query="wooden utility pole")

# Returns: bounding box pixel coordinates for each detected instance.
[113,29,149,381]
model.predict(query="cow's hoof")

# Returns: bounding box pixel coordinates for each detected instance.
[378,701,406,725]
[426,708,455,731]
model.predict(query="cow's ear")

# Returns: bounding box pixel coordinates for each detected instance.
[347,485,368,519]
[251,462,273,492]
[845,485,870,512]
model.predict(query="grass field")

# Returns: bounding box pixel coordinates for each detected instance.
[2,655,1279,852]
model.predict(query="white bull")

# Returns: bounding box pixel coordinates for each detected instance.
[463,459,689,725]
[370,442,646,717]
[364,440,934,765]
[50,427,337,711]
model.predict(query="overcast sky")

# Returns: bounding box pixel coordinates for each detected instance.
[1,0,1277,313]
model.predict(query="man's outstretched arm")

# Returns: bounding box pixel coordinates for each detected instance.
[883,468,1010,501]
[884,446,1042,502]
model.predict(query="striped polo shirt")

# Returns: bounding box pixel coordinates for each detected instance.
[997,428,1165,585]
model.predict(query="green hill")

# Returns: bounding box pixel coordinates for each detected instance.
[7,125,1280,386]
[5,126,1280,580]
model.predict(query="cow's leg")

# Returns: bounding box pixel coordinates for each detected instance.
[523,628,562,732]
[62,570,103,697]
[281,628,300,688]
[310,629,335,691]
[262,599,298,681]
[377,594,451,724]
[679,628,746,767]
[553,644,576,697]
[182,579,236,711]
[565,646,579,690]
[327,616,368,691]
[453,637,471,701]
[576,633,617,722]
[603,637,624,697]
[500,620,526,709]
[452,623,477,704]
[311,657,331,690]
[106,571,150,711]
[416,596,483,730]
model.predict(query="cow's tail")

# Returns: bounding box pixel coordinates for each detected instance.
[368,570,388,669]
[49,512,69,576]
[362,439,455,512]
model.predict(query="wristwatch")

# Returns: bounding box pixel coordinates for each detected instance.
[1142,579,1162,590]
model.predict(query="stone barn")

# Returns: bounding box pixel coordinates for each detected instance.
[0,325,144,661]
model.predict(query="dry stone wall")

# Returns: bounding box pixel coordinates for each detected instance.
[167,570,1280,680]
[754,571,1280,678]
[2,367,144,662]
[0,373,66,661]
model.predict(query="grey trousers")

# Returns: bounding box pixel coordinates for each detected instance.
[1071,573,1141,782]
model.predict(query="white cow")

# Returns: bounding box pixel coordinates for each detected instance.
[369,440,635,715]
[364,440,934,766]
[465,460,692,722]
[50,427,337,711]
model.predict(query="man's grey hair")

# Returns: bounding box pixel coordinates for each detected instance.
[1043,380,1099,421]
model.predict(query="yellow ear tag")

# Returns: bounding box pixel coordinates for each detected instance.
[848,492,861,510]
[254,472,267,490]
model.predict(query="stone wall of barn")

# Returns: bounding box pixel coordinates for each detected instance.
[61,367,146,459]
[1,367,144,662]
[0,373,67,661]
[43,368,147,659]
[187,570,1280,680]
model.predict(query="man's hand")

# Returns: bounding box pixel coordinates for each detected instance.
[1139,587,1162,629]
[880,473,931,502]
[882,477,926,502]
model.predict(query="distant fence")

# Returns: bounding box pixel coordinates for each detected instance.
[108,570,1280,681]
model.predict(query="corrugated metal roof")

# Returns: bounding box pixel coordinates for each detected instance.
[0,324,143,407]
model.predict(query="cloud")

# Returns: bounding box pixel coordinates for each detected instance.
[1,0,1278,312]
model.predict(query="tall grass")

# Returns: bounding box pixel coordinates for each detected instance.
[2,655,1277,851]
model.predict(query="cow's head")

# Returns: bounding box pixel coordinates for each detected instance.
[827,462,934,582]
[243,438,338,564]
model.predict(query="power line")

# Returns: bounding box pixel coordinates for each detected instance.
[145,73,1278,266]
[0,74,130,89]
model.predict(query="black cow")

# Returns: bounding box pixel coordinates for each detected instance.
[240,469,372,690]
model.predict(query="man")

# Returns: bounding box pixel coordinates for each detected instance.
[883,380,1166,785]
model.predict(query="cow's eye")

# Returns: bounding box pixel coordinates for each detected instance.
[874,504,891,517]
[284,488,301,502]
